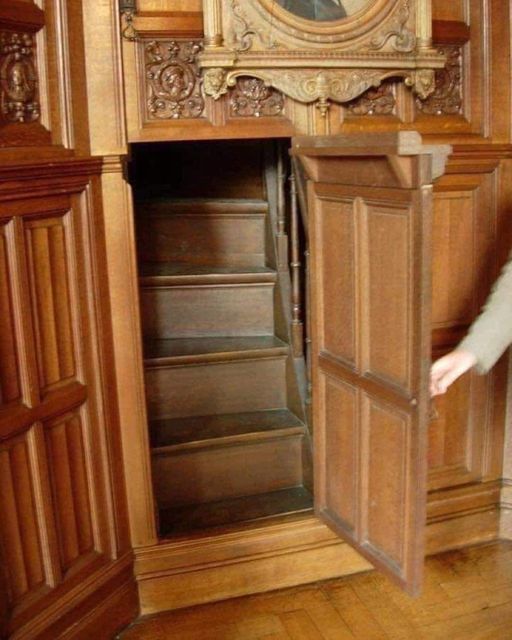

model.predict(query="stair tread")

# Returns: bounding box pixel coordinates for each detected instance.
[144,336,289,365]
[151,408,304,449]
[159,486,313,536]
[139,263,277,286]
[135,197,269,213]
[140,264,276,277]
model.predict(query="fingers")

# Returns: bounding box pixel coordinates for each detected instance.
[429,350,477,397]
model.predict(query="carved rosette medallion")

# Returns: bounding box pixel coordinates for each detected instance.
[145,40,205,120]
[346,82,396,116]
[229,77,284,117]
[0,31,40,123]
[416,45,463,116]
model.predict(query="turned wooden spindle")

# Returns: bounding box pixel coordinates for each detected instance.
[276,150,289,270]
[289,171,304,357]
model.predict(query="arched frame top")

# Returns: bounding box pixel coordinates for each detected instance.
[199,0,444,109]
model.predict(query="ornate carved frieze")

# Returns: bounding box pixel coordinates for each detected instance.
[0,31,40,124]
[145,40,205,120]
[346,82,396,116]
[416,45,463,116]
[229,77,284,117]
[200,0,445,109]
[205,66,426,115]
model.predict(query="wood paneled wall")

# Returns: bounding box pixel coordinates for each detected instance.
[98,0,512,614]
[0,0,137,637]
[121,0,512,541]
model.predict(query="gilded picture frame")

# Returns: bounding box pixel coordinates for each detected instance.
[199,0,444,109]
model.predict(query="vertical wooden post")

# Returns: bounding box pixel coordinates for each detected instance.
[276,148,289,270]
[289,172,304,357]
[304,247,312,413]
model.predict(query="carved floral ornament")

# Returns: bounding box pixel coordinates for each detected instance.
[199,0,445,113]
[145,40,205,119]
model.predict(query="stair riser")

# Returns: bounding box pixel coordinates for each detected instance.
[145,357,287,419]
[137,214,266,267]
[140,284,275,339]
[152,435,303,508]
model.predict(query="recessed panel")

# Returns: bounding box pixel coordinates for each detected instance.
[364,397,409,570]
[366,203,411,389]
[0,434,45,605]
[44,412,95,573]
[432,191,475,327]
[324,374,358,533]
[25,216,77,393]
[319,198,356,365]
[0,225,21,407]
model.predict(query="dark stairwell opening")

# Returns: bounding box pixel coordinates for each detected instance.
[129,139,313,538]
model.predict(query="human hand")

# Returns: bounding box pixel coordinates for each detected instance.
[429,350,477,396]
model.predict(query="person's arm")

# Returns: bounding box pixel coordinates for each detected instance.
[430,253,512,396]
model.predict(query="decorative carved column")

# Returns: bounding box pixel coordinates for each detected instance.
[203,0,223,48]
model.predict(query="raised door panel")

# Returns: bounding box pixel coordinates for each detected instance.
[0,433,47,607]
[0,224,21,408]
[25,214,78,395]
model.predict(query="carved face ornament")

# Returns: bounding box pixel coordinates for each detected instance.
[7,61,35,102]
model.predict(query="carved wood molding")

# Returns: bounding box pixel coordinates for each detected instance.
[204,66,435,114]
[0,30,40,124]
[199,0,444,110]
[144,40,205,120]
[346,81,396,116]
[416,45,462,116]
[229,77,284,118]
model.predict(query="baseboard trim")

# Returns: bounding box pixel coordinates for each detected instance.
[135,517,371,615]
[499,480,512,539]
[135,482,505,615]
[10,554,138,640]
[426,480,501,554]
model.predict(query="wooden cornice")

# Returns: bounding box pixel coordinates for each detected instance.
[0,0,44,32]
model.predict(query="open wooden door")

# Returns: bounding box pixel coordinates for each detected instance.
[292,132,449,596]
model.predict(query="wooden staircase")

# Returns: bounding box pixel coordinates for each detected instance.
[134,142,312,537]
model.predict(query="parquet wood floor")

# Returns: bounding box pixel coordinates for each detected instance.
[120,542,512,640]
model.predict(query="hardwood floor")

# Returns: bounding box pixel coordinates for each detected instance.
[119,542,512,639]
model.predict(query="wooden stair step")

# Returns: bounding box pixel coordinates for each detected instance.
[136,198,269,216]
[139,264,277,286]
[146,355,288,420]
[159,487,314,536]
[144,336,289,366]
[153,427,304,508]
[136,200,268,268]
[140,280,276,339]
[150,409,305,450]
